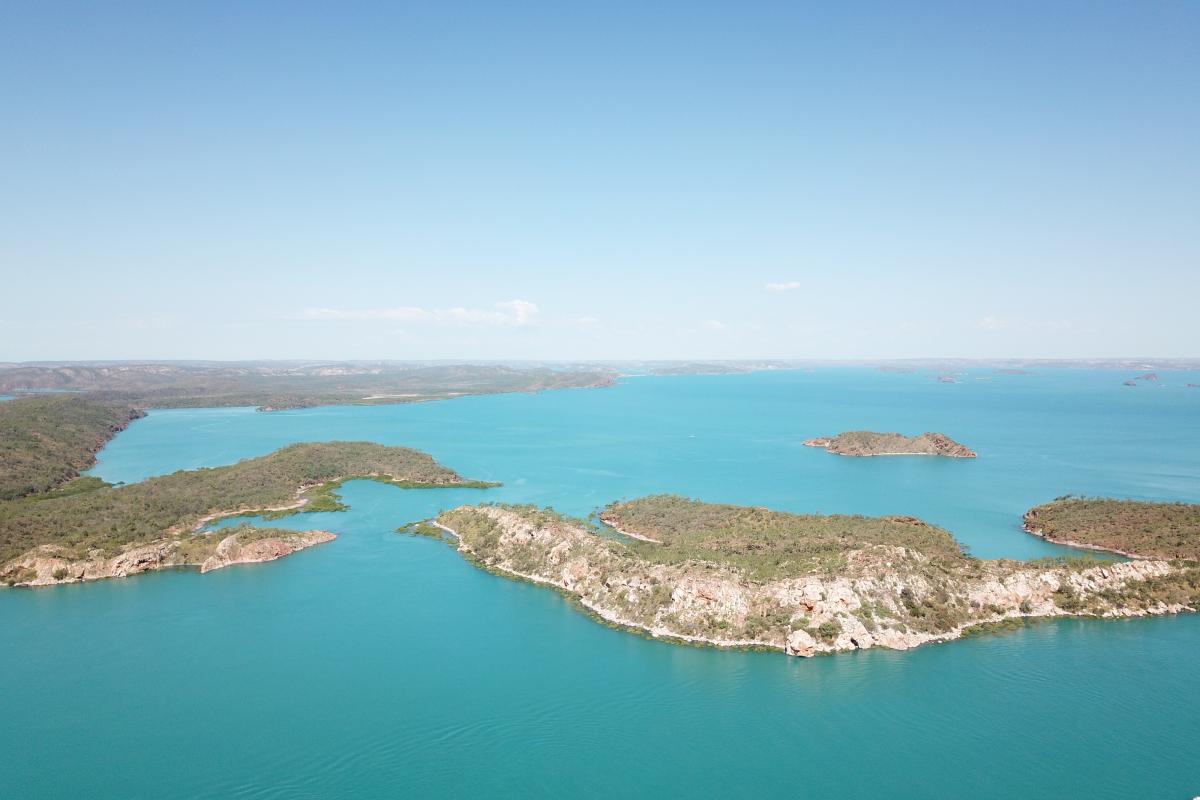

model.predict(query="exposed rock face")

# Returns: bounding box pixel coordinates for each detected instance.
[198,530,336,573]
[785,629,816,657]
[1,530,336,587]
[434,506,1194,658]
[804,432,977,458]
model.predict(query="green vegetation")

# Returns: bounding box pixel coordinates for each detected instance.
[1024,497,1200,560]
[254,475,498,521]
[0,441,494,565]
[602,494,966,580]
[961,617,1034,638]
[32,476,113,500]
[1086,565,1200,611]
[0,395,143,500]
[433,496,1200,656]
[398,521,457,542]
[0,362,615,411]
[439,499,984,638]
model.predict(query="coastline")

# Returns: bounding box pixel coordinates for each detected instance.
[432,520,776,652]
[426,506,1194,658]
[809,449,962,458]
[596,513,663,543]
[2,528,337,587]
[803,433,977,458]
[3,466,496,588]
[1020,521,1149,560]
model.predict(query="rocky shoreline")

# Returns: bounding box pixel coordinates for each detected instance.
[597,512,663,543]
[1,437,498,589]
[1021,519,1148,560]
[431,517,772,651]
[431,505,1194,658]
[2,528,335,587]
[804,431,977,458]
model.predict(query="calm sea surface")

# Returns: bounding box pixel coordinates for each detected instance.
[2,369,1198,798]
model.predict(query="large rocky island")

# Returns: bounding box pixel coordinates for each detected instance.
[805,431,977,458]
[423,496,1198,657]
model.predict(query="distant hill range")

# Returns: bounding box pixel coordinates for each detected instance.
[0,361,615,411]
[2,358,1197,410]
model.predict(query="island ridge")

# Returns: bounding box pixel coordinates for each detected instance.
[421,496,1198,657]
[804,431,977,458]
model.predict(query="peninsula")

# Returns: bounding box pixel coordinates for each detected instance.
[0,394,498,587]
[422,496,1197,657]
[1023,497,1200,560]
[804,431,977,458]
[0,438,496,587]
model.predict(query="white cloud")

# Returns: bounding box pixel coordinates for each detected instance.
[765,281,801,292]
[297,300,540,327]
[976,314,1005,330]
[494,299,539,326]
[703,319,728,330]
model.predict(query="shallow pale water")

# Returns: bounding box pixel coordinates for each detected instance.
[2,369,1199,798]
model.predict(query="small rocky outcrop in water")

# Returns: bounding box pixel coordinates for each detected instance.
[804,431,977,458]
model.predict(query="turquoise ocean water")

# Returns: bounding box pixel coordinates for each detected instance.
[2,369,1198,798]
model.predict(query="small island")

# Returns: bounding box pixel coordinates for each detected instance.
[418,495,1197,657]
[804,431,977,458]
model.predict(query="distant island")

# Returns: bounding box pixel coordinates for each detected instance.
[804,431,977,458]
[420,495,1198,657]
[0,396,496,586]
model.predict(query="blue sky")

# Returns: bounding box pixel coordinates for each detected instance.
[2,1,1197,360]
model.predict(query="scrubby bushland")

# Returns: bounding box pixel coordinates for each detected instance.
[0,395,144,501]
[1024,497,1200,560]
[0,441,494,564]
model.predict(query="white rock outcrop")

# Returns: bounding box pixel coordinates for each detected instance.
[435,506,1195,658]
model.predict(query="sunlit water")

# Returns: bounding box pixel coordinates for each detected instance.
[2,369,1198,798]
